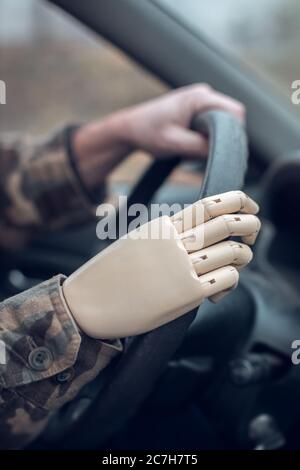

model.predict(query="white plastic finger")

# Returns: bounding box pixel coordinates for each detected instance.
[181,213,261,252]
[199,265,239,299]
[190,240,253,276]
[172,190,259,233]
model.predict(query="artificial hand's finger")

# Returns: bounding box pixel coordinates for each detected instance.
[181,213,261,252]
[190,240,253,276]
[172,190,259,234]
[198,265,239,300]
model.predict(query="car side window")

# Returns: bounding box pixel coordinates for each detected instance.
[159,0,300,111]
[0,0,167,185]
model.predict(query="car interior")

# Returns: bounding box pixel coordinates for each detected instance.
[2,0,300,450]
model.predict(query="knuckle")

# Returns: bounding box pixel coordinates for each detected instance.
[231,100,246,114]
[238,102,246,113]
[234,190,251,211]
[233,189,246,199]
[189,83,212,96]
[197,83,212,91]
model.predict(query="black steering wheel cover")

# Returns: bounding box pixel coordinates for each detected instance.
[193,111,247,197]
[59,110,248,448]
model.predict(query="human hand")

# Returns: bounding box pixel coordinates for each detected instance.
[118,84,245,158]
[73,85,245,190]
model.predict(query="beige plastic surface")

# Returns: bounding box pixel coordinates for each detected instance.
[62,191,260,339]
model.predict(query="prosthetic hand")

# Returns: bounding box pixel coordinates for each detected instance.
[62,191,260,339]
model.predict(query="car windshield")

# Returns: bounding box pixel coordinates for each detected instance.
[157,0,300,111]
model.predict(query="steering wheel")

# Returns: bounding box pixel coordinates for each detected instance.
[38,110,248,449]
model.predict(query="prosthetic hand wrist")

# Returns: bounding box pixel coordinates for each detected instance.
[62,191,260,339]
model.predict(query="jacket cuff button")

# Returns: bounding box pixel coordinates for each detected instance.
[56,368,75,384]
[28,347,53,371]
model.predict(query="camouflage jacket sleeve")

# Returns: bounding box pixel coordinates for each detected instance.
[0,129,122,449]
[0,126,106,250]
[0,274,123,449]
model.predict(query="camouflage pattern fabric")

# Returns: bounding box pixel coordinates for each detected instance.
[0,128,122,449]
[0,127,105,250]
